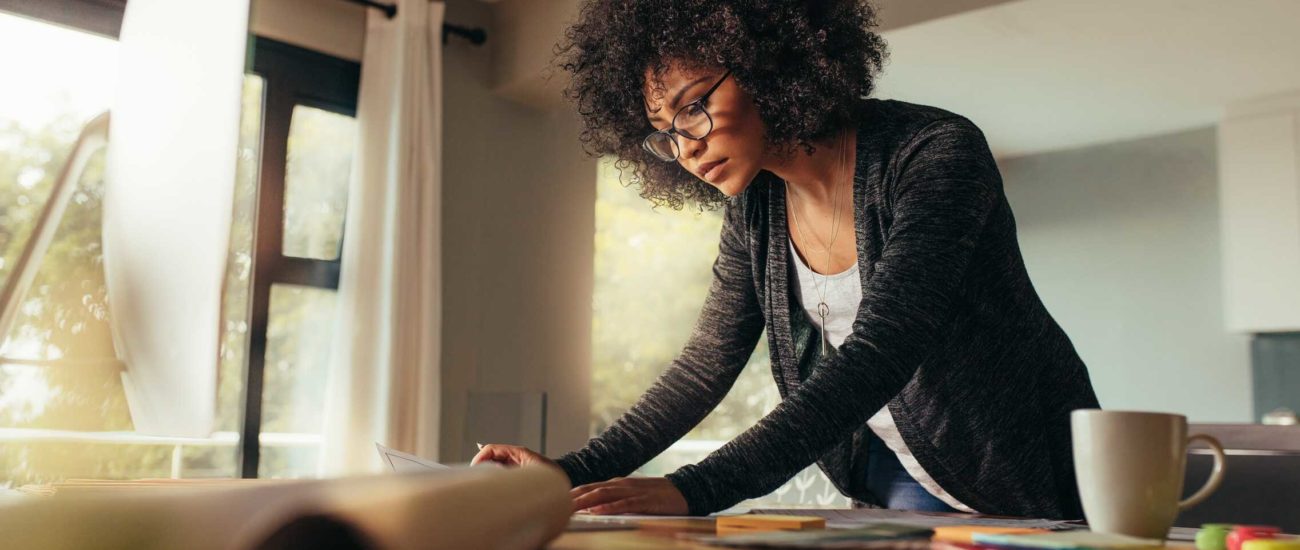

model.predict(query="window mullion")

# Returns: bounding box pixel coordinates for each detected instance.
[271,257,341,290]
[238,75,294,479]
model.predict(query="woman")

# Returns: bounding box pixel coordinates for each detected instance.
[473,0,1099,519]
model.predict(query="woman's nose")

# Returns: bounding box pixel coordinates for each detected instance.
[677,135,706,162]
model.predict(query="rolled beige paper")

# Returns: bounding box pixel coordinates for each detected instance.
[307,464,572,550]
[0,464,571,550]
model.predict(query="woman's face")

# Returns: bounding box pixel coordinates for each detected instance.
[643,63,767,197]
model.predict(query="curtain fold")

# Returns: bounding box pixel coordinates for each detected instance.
[320,0,444,475]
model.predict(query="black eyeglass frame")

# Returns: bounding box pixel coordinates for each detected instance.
[642,69,733,162]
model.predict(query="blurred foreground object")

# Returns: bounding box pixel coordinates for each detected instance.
[1262,408,1298,426]
[0,464,570,550]
[103,0,250,436]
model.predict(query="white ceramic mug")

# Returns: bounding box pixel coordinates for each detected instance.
[1070,410,1227,539]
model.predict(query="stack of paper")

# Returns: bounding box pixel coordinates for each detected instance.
[971,530,1166,550]
[691,522,934,548]
[750,508,1082,531]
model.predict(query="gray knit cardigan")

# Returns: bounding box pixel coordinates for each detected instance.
[556,99,1100,519]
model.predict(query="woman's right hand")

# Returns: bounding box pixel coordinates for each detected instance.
[471,444,557,469]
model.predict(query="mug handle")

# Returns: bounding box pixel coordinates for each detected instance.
[1178,433,1227,511]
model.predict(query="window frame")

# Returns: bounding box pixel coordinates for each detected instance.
[238,36,360,478]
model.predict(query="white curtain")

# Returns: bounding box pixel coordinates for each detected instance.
[105,0,249,437]
[320,0,444,475]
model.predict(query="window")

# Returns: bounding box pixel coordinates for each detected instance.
[0,10,359,485]
[283,105,355,261]
[236,37,360,478]
[0,9,189,484]
[591,159,849,506]
[0,11,118,296]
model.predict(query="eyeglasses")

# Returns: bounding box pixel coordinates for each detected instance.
[642,69,732,162]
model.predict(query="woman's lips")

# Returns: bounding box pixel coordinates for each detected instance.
[700,158,728,181]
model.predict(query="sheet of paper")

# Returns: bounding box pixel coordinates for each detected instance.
[375,443,448,473]
[566,510,747,531]
[567,512,701,532]
[1166,526,1200,542]
[973,530,1164,549]
[571,513,699,523]
[689,523,935,549]
[749,508,1082,531]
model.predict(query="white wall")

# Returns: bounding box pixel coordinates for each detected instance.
[249,0,365,62]
[489,0,577,109]
[999,126,1253,422]
[1218,96,1300,333]
[440,0,596,462]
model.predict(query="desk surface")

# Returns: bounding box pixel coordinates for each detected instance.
[548,529,1202,550]
[551,530,705,549]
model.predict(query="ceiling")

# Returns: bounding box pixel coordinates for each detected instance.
[487,0,1300,160]
[872,0,1300,159]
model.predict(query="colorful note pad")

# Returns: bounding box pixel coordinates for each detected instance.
[972,530,1165,550]
[934,526,1051,544]
[695,523,934,548]
[716,514,827,535]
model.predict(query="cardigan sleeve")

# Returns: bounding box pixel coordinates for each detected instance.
[664,116,1000,515]
[554,195,767,487]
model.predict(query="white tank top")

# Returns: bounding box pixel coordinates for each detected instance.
[788,238,974,513]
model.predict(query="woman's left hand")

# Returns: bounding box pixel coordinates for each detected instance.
[570,476,689,515]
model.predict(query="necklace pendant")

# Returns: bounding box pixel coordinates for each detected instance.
[817,302,830,355]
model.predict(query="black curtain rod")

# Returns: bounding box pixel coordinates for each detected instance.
[342,0,488,46]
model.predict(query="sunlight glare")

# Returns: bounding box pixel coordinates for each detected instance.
[0,12,118,129]
[0,365,55,423]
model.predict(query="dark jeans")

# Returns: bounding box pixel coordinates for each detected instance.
[864,435,959,512]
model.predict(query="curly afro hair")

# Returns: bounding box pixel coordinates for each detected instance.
[555,0,889,210]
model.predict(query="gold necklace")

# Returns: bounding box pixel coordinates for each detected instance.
[786,129,851,355]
